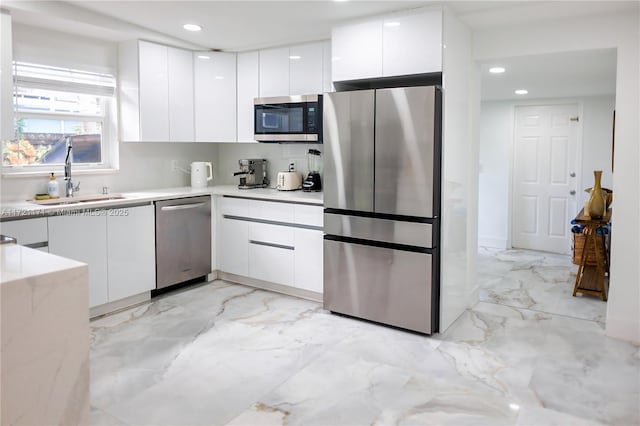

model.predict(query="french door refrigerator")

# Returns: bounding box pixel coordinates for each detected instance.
[323,86,442,334]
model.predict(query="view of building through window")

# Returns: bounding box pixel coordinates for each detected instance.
[2,63,114,168]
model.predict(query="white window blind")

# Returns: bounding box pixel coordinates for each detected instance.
[13,62,116,96]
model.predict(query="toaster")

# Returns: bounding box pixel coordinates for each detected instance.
[276,171,302,191]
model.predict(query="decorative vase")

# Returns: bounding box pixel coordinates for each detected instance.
[587,170,605,219]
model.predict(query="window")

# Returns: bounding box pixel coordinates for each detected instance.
[2,62,116,171]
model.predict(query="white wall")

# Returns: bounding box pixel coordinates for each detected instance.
[478,95,615,249]
[474,11,639,343]
[0,142,219,201]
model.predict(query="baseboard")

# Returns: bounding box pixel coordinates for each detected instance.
[90,291,150,319]
[478,236,508,249]
[217,272,322,303]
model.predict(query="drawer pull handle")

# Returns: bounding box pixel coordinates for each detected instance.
[249,240,294,251]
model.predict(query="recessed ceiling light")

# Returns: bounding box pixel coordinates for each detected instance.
[197,55,210,60]
[215,76,224,80]
[509,403,520,411]
[384,22,401,27]
[489,67,506,74]
[515,89,528,95]
[183,24,202,32]
[333,0,349,2]
[288,55,302,60]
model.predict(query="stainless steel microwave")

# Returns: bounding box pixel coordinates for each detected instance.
[254,94,322,143]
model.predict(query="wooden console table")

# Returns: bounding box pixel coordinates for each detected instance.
[572,208,611,301]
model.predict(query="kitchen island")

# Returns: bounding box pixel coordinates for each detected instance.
[0,243,90,425]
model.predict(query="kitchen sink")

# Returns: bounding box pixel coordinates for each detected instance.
[29,194,126,206]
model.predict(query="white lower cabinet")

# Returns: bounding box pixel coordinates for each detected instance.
[48,213,109,307]
[248,222,294,285]
[106,205,155,301]
[48,205,156,308]
[219,217,249,276]
[217,196,323,295]
[0,217,48,250]
[294,228,323,293]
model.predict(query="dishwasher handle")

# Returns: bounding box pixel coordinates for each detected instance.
[160,202,206,212]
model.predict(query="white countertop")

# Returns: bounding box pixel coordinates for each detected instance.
[0,185,323,220]
[0,243,86,284]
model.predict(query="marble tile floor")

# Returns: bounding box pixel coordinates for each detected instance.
[90,280,639,426]
[477,247,608,323]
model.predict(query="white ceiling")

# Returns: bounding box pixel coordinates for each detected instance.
[5,1,637,52]
[3,1,629,101]
[480,49,617,101]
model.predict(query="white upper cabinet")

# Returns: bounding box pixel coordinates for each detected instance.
[138,41,170,141]
[167,47,195,142]
[382,10,442,76]
[194,52,237,142]
[332,19,383,82]
[237,51,259,143]
[259,47,290,97]
[331,8,443,81]
[119,40,195,142]
[289,42,323,96]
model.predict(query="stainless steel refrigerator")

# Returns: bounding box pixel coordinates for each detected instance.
[323,86,441,334]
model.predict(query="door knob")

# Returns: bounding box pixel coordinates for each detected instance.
[570,190,576,195]
[570,172,576,177]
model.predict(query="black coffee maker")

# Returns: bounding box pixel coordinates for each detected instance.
[302,149,322,192]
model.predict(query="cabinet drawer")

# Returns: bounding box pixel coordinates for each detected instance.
[249,242,294,285]
[294,204,323,227]
[220,197,249,217]
[0,218,48,246]
[248,200,294,223]
[249,222,294,247]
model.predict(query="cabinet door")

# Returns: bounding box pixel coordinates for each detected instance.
[218,217,248,276]
[194,52,237,142]
[168,47,195,142]
[107,205,155,301]
[289,42,323,96]
[383,10,442,76]
[237,51,259,142]
[48,214,108,307]
[139,41,169,141]
[0,217,48,247]
[294,228,323,293]
[259,47,290,97]
[331,19,383,82]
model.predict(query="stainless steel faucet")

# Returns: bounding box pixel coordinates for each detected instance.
[64,138,80,197]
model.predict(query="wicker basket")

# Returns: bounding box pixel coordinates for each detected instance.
[572,232,604,266]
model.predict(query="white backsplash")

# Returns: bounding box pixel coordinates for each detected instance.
[214,143,323,188]
[0,142,323,202]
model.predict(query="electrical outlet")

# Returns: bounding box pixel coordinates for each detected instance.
[170,160,178,172]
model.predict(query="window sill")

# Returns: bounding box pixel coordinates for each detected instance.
[1,168,120,178]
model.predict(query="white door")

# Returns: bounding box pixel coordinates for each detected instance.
[512,104,580,254]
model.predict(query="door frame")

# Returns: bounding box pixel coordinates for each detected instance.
[508,100,584,252]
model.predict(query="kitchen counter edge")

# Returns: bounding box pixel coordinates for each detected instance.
[0,185,323,220]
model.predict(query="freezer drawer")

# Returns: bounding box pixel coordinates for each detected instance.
[323,239,434,334]
[324,212,435,248]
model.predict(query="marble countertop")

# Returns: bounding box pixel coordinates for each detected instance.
[0,243,86,284]
[0,185,323,220]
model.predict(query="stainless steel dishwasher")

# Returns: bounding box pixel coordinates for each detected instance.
[155,196,211,289]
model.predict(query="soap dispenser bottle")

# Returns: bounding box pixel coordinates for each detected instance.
[48,172,60,198]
